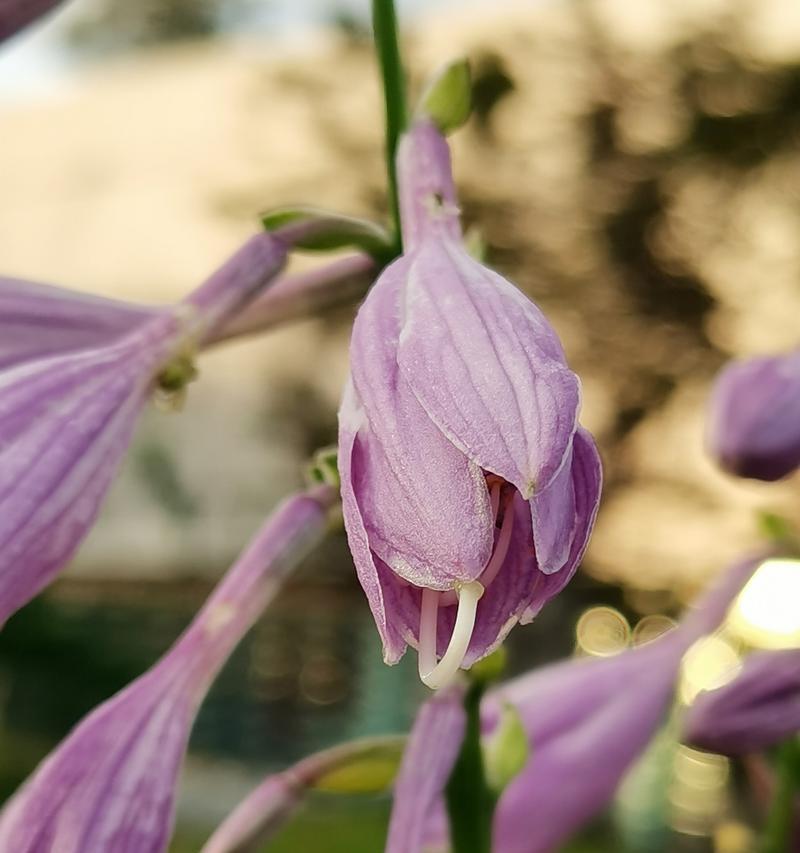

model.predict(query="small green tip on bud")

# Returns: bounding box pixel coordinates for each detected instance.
[306,445,340,490]
[483,702,529,795]
[464,226,488,262]
[417,58,472,135]
[468,646,507,686]
[156,352,198,393]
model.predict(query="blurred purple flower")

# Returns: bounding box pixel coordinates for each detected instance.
[707,351,800,481]
[339,119,601,688]
[0,0,65,43]
[684,647,800,755]
[0,487,334,853]
[487,555,763,853]
[385,685,467,853]
[383,555,762,853]
[0,233,287,627]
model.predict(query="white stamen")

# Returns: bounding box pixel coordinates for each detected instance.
[418,581,484,689]
[477,500,516,589]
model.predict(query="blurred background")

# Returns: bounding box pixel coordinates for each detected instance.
[1,0,800,849]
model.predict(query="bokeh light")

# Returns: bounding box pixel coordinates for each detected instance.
[669,746,730,838]
[728,557,800,649]
[679,635,741,705]
[575,606,631,656]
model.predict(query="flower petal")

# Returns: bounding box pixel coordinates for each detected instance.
[684,648,800,755]
[521,428,602,622]
[338,380,413,664]
[0,338,165,625]
[397,239,580,497]
[385,685,466,853]
[348,259,493,589]
[528,441,577,575]
[0,276,163,369]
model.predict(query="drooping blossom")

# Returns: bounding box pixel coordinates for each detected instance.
[0,233,287,626]
[202,735,405,853]
[707,351,800,481]
[382,555,762,853]
[339,118,602,688]
[0,0,65,43]
[684,647,800,755]
[0,487,335,853]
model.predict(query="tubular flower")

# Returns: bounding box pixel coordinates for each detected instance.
[707,351,800,481]
[338,119,602,687]
[486,555,763,853]
[684,647,800,755]
[0,233,287,626]
[0,487,335,853]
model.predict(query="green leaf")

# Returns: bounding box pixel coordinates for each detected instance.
[417,59,472,134]
[482,702,529,795]
[262,206,393,259]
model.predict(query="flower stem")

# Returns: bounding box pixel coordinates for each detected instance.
[371,0,407,253]
[445,681,494,853]
[761,736,800,853]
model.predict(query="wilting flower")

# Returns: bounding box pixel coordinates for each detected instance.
[0,487,334,853]
[684,647,800,755]
[381,555,762,853]
[707,351,800,481]
[0,233,287,627]
[0,0,65,43]
[339,119,602,688]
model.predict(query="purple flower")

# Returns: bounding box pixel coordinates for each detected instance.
[385,685,467,853]
[486,555,763,853]
[0,487,335,853]
[0,0,65,43]
[707,351,800,481]
[383,555,762,853]
[684,647,800,755]
[339,119,602,687]
[0,233,287,627]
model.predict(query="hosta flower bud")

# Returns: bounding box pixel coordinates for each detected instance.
[684,647,800,755]
[707,351,800,481]
[338,119,602,687]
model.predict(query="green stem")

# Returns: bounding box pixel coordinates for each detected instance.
[761,736,800,853]
[371,0,407,253]
[445,682,494,853]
